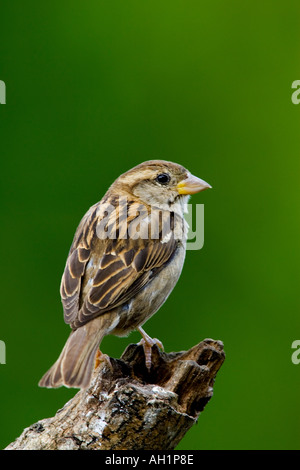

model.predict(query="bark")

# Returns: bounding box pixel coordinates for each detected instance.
[5,338,225,450]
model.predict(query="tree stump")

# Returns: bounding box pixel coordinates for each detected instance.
[5,338,225,450]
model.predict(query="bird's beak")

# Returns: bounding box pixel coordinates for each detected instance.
[176,173,212,195]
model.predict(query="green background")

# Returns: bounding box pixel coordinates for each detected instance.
[1,1,300,450]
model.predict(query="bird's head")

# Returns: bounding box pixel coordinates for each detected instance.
[111,160,211,214]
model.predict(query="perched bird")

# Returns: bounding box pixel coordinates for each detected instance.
[39,160,211,389]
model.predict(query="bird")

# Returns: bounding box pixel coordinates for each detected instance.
[39,160,211,389]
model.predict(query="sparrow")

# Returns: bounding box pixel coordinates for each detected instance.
[39,160,211,389]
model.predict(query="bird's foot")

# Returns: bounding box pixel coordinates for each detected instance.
[94,350,113,371]
[137,326,164,371]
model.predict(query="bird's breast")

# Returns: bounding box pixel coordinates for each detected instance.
[112,242,186,336]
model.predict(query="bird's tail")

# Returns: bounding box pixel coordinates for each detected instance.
[39,316,110,389]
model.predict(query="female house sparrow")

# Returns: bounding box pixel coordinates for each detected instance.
[39,160,211,389]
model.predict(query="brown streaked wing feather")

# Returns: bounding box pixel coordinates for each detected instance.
[62,195,179,329]
[60,203,100,326]
[73,226,177,329]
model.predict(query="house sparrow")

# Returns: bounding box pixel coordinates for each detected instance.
[39,160,211,389]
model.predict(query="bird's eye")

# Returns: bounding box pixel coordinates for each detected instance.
[156,173,171,185]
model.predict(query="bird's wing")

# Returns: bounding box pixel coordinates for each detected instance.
[60,199,183,329]
[60,202,100,326]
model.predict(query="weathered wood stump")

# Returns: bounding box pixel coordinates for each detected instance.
[5,338,225,450]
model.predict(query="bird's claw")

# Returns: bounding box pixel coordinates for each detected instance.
[137,327,164,371]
